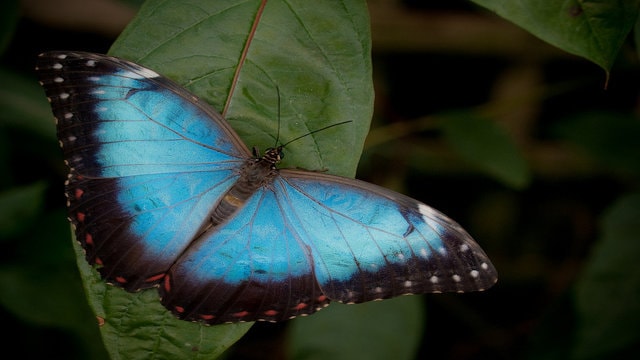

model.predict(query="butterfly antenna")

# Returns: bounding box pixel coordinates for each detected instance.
[272,86,351,148]
[274,86,282,147]
[281,120,352,148]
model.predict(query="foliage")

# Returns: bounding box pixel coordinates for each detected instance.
[0,0,638,359]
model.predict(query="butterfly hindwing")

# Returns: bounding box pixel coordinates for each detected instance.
[277,171,497,302]
[160,169,496,323]
[161,188,330,323]
[36,51,250,290]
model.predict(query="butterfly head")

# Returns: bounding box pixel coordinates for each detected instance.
[261,146,284,168]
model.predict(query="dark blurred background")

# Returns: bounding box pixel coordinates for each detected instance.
[1,0,638,359]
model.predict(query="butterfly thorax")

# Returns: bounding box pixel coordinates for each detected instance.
[207,147,281,227]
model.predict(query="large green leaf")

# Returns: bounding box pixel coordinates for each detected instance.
[70,0,373,358]
[471,0,639,73]
[72,236,249,359]
[110,0,372,177]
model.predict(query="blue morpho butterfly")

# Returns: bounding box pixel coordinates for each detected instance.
[36,51,497,325]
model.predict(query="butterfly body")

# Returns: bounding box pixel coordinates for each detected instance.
[36,51,497,324]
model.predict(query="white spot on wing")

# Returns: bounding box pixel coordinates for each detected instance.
[59,92,69,100]
[460,244,469,252]
[121,65,160,79]
[429,275,439,284]
[470,270,479,278]
[417,203,436,223]
[86,60,96,67]
[53,63,62,70]
[452,274,461,282]
[54,77,64,83]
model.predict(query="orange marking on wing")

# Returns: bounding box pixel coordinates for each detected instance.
[232,310,250,318]
[145,273,165,283]
[263,309,279,317]
[293,302,308,311]
[163,274,171,292]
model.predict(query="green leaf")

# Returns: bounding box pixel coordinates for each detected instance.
[69,0,373,358]
[573,193,640,358]
[0,182,46,239]
[288,296,424,360]
[471,0,639,73]
[440,111,531,189]
[72,237,250,360]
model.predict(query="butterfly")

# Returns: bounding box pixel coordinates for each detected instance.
[36,51,497,325]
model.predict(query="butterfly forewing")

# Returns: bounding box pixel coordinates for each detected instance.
[36,51,248,290]
[37,51,497,325]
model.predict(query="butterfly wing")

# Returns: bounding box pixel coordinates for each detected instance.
[161,170,496,324]
[161,188,330,324]
[277,171,497,302]
[36,51,251,290]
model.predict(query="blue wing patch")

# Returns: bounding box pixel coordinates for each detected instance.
[36,51,497,324]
